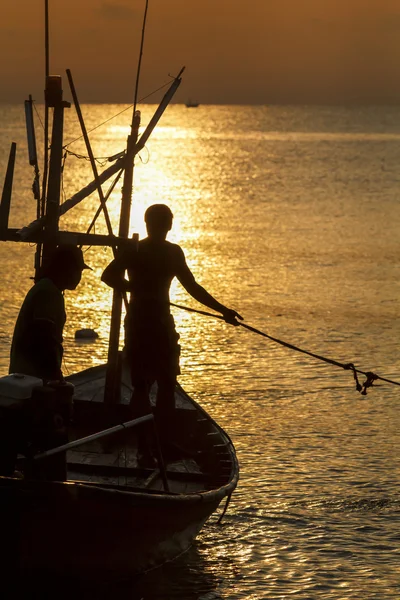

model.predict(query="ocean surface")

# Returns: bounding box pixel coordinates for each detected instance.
[0,103,399,599]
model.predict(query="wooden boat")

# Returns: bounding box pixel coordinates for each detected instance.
[0,1,239,582]
[185,99,200,107]
[1,361,238,580]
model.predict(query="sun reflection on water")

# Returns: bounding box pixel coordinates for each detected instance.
[1,104,400,598]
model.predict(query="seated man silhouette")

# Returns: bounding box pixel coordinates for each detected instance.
[10,245,91,380]
[0,245,91,480]
[101,204,242,453]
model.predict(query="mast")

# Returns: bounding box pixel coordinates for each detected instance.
[103,113,141,405]
[17,68,186,243]
[36,0,51,277]
[103,0,149,405]
[41,76,70,266]
[102,1,186,406]
[0,70,184,250]
[103,0,145,404]
[0,1,185,407]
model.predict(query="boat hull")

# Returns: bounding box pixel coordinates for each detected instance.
[1,476,224,580]
[0,364,238,580]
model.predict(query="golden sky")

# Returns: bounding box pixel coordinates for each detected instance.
[2,0,400,104]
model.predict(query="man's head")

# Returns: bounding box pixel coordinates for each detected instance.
[144,204,173,239]
[42,245,91,290]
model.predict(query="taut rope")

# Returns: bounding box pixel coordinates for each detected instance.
[169,302,400,396]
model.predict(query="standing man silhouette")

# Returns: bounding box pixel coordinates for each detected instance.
[101,204,242,444]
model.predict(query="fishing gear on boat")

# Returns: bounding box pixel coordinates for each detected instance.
[169,302,400,395]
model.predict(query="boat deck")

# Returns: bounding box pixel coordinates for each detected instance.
[67,445,206,494]
[65,363,235,494]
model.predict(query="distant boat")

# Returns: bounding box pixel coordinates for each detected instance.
[185,99,199,108]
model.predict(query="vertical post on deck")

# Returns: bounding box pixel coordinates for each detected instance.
[104,112,141,405]
[42,75,70,266]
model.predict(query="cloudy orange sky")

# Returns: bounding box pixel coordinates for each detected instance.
[2,0,400,104]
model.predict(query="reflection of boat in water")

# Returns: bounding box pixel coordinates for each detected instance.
[185,99,200,107]
[0,1,238,583]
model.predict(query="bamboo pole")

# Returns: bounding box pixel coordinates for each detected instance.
[104,114,141,405]
[42,77,67,265]
[0,143,16,234]
[34,414,154,459]
[33,413,170,492]
[25,96,41,203]
[36,0,51,278]
[66,69,116,242]
[43,100,64,237]
[17,67,185,242]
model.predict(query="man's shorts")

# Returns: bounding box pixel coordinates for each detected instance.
[124,313,180,384]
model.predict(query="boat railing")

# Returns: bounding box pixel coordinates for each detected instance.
[33,413,170,491]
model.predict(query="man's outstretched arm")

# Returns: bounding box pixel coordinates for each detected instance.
[176,252,243,324]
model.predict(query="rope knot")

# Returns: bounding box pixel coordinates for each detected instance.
[361,372,378,396]
[344,363,362,392]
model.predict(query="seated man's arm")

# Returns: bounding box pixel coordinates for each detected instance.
[175,247,243,324]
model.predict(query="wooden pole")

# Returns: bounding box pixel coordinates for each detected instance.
[0,143,16,234]
[135,66,185,153]
[24,96,41,203]
[18,67,185,242]
[101,67,184,405]
[104,113,141,405]
[42,76,67,265]
[34,414,154,458]
[18,158,126,241]
[33,412,170,492]
[66,69,116,241]
[44,102,63,236]
[25,97,38,168]
[44,0,49,80]
[37,0,51,278]
[86,168,124,235]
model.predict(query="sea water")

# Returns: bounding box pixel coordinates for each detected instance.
[0,104,399,599]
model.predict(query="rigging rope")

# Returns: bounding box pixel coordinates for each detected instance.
[34,76,174,151]
[62,80,174,149]
[64,148,110,167]
[169,302,400,395]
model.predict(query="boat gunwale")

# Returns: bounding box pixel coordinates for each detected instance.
[0,471,238,506]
